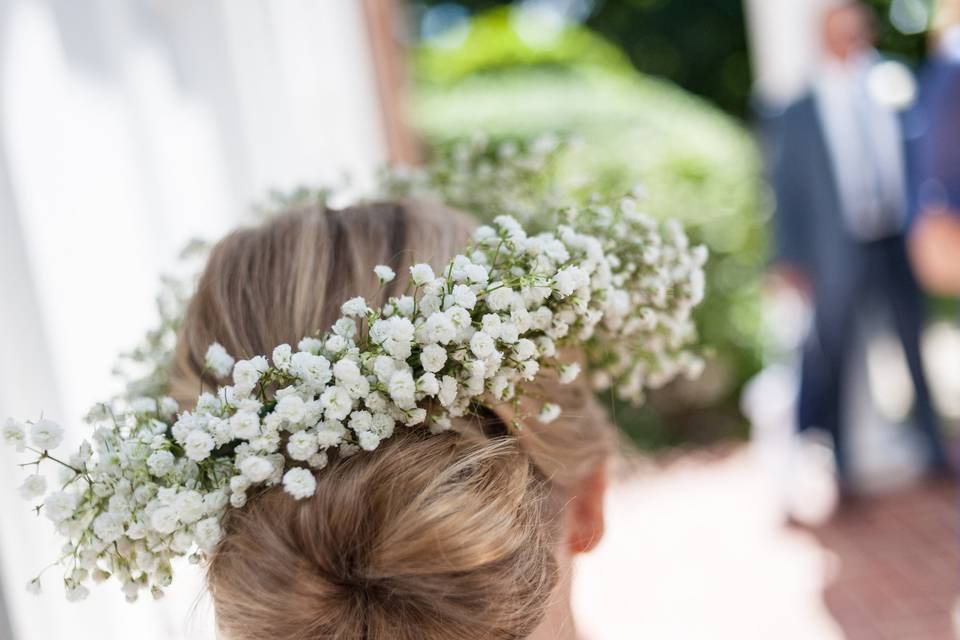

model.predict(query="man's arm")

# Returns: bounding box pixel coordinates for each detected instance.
[769,115,813,295]
[909,210,960,296]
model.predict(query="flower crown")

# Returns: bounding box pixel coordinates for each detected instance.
[2,195,706,602]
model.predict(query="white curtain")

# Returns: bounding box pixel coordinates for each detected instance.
[0,1,388,638]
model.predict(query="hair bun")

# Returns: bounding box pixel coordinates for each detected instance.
[208,427,559,640]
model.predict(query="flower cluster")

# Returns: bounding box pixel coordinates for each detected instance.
[3,196,706,602]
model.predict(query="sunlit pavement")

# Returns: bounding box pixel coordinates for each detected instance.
[572,446,958,640]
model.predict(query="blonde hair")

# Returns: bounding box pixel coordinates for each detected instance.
[170,199,616,639]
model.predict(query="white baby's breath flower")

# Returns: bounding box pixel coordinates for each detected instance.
[559,363,581,384]
[239,456,274,483]
[282,467,317,500]
[469,331,496,359]
[374,265,396,283]
[93,513,124,543]
[18,474,47,500]
[230,411,261,440]
[232,358,267,390]
[340,296,368,317]
[388,370,416,409]
[320,386,353,421]
[175,490,205,524]
[275,395,306,425]
[195,517,222,552]
[2,418,26,451]
[272,344,292,370]
[44,491,78,523]
[538,403,561,424]
[26,578,41,595]
[420,343,447,373]
[438,375,458,407]
[30,419,64,451]
[356,431,380,451]
[150,506,179,535]
[451,284,477,309]
[205,342,235,378]
[287,430,319,461]
[147,450,175,476]
[184,430,215,462]
[410,263,435,286]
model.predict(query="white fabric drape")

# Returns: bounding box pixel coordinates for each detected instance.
[0,1,387,638]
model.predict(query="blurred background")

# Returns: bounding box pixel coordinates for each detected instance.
[0,0,957,638]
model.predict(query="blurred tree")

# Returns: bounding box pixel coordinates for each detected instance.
[413,0,930,118]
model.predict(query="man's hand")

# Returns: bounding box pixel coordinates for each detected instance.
[909,209,960,296]
[766,263,813,302]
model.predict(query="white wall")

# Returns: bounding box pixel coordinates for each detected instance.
[0,1,387,638]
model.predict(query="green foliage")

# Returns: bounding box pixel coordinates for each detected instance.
[415,0,932,118]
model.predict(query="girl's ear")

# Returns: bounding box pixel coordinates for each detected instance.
[567,462,607,555]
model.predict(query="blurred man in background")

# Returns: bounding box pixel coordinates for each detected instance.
[771,1,951,498]
[909,0,960,295]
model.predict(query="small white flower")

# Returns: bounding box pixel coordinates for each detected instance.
[469,331,496,359]
[332,317,357,339]
[239,456,274,483]
[316,420,347,447]
[348,410,373,433]
[410,263,435,286]
[395,295,415,316]
[176,490,205,524]
[438,375,458,407]
[275,395,306,424]
[184,430,215,461]
[150,506,179,534]
[93,513,124,543]
[272,344,292,370]
[30,419,64,451]
[464,263,489,284]
[404,408,427,426]
[195,517,223,552]
[388,370,417,409]
[487,287,514,311]
[417,372,440,396]
[537,403,562,424]
[374,265,396,283]
[559,363,581,384]
[514,339,538,361]
[451,284,477,309]
[325,334,347,354]
[423,312,457,345]
[340,296,368,317]
[2,418,26,451]
[205,343,235,378]
[230,411,261,440]
[420,343,447,373]
[233,357,267,390]
[320,386,353,421]
[26,578,41,595]
[357,431,381,451]
[282,467,317,500]
[333,359,363,384]
[66,585,90,602]
[146,450,174,479]
[298,337,324,353]
[290,352,332,388]
[287,430,319,461]
[43,491,77,523]
[18,474,47,500]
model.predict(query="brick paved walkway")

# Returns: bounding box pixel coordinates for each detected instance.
[805,479,958,640]
[572,446,958,640]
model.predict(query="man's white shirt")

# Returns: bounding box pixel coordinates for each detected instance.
[814,52,907,241]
